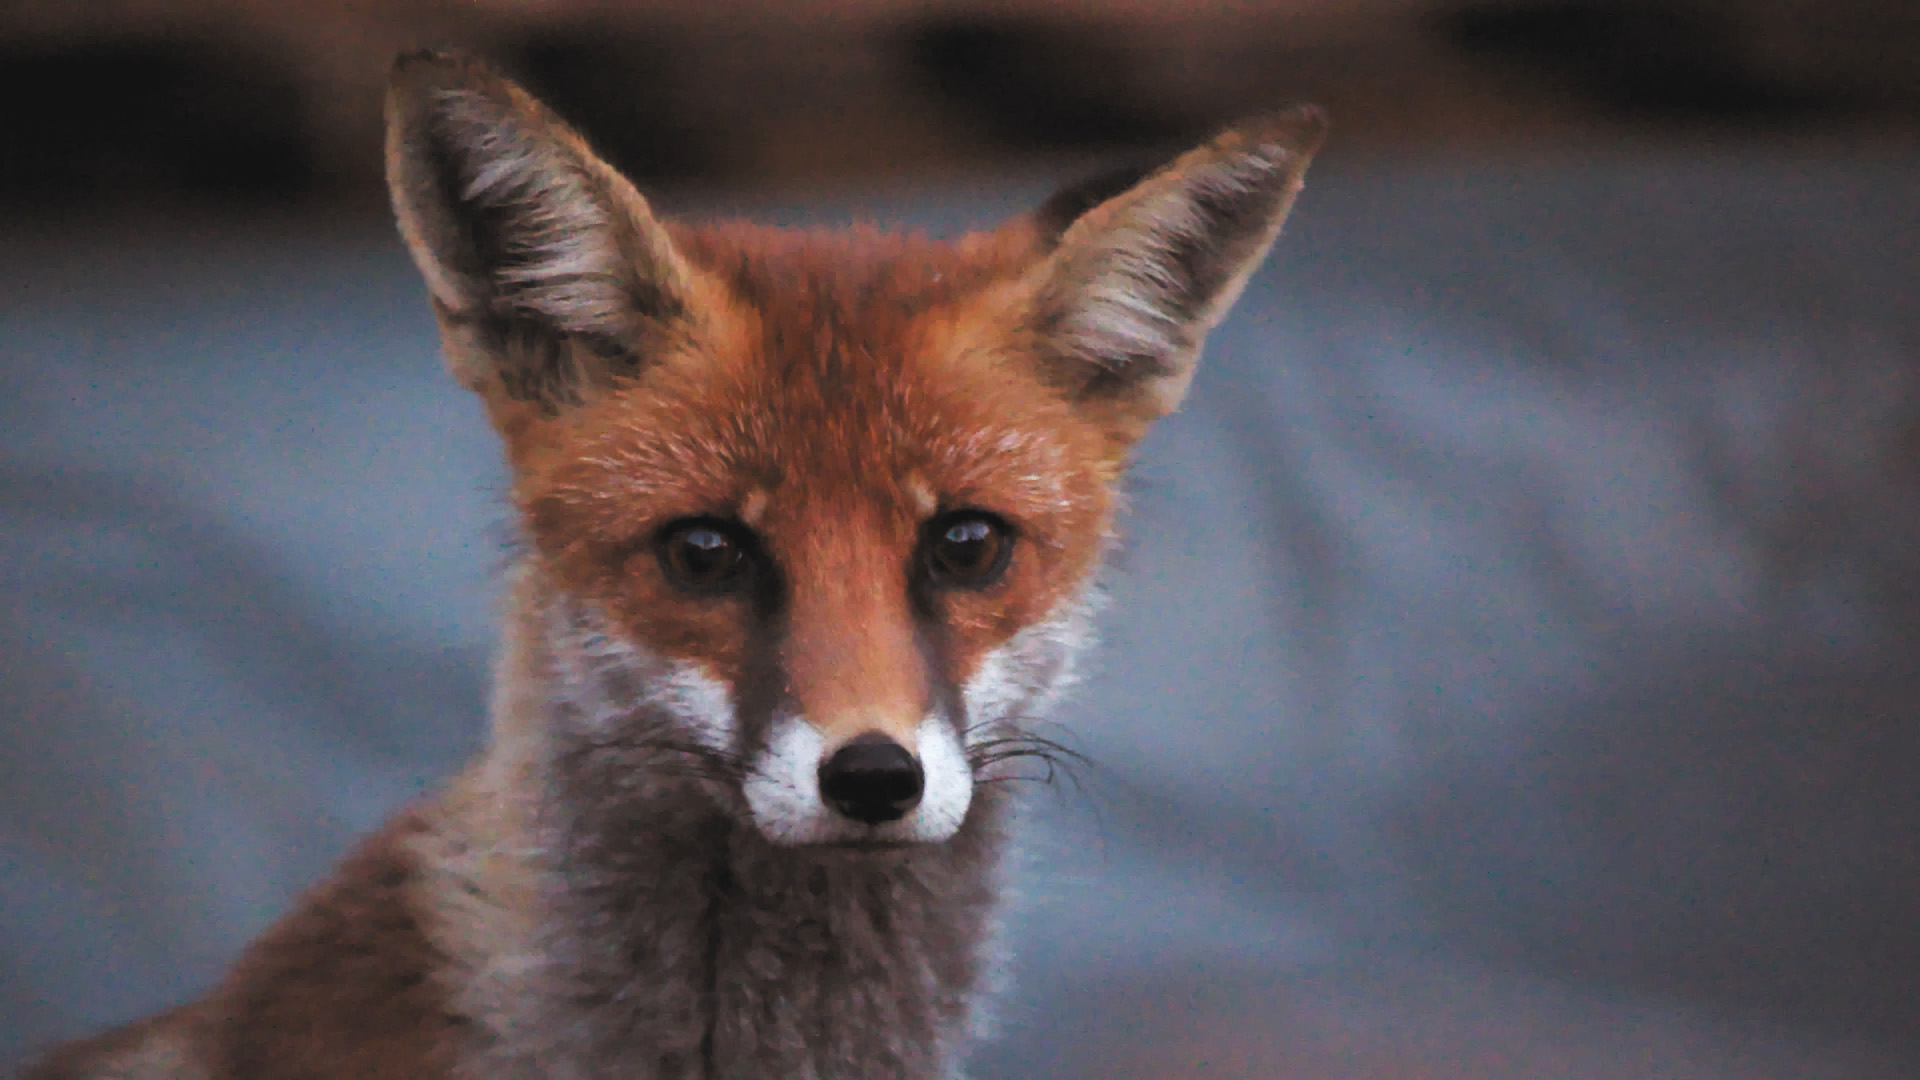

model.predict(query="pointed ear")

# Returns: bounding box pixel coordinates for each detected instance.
[1026,107,1327,427]
[384,51,696,408]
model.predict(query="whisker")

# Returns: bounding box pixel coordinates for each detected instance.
[560,722,754,788]
[965,727,1095,799]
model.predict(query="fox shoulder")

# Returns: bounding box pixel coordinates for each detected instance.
[21,812,463,1080]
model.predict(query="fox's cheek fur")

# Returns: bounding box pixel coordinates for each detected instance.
[547,583,1102,846]
[545,594,739,758]
[961,590,1103,751]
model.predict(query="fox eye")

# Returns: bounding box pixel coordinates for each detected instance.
[658,519,754,592]
[923,512,1013,588]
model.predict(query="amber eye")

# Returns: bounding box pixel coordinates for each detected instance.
[657,519,755,592]
[924,512,1013,588]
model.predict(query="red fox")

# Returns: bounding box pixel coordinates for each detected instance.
[24,50,1323,1080]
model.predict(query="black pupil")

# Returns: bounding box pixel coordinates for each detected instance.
[940,519,995,573]
[945,520,990,547]
[680,528,735,577]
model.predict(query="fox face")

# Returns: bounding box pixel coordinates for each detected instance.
[515,231,1120,846]
[386,54,1323,849]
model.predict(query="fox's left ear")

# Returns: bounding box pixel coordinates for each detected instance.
[1025,107,1327,429]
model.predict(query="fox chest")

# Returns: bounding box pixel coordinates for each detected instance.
[468,841,999,1080]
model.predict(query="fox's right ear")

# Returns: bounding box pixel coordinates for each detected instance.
[385,51,696,409]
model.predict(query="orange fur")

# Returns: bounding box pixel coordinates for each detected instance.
[518,224,1116,730]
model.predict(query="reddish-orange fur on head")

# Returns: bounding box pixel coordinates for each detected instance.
[515,223,1120,748]
[384,47,1324,771]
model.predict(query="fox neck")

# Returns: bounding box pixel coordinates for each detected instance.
[417,563,1016,1079]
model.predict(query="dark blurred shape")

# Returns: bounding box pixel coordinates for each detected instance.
[1031,163,1157,244]
[1434,2,1863,122]
[907,19,1199,151]
[0,37,313,203]
[500,29,720,182]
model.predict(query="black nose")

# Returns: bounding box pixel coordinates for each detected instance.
[818,735,924,825]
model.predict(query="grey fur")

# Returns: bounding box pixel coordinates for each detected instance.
[430,588,1026,1080]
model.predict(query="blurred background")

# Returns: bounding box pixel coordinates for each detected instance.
[4,1,1920,1076]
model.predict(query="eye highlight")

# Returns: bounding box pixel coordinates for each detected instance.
[922,511,1014,588]
[657,518,756,593]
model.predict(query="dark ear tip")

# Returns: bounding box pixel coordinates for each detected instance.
[391,47,461,80]
[1225,104,1331,160]
[387,48,510,96]
[392,48,455,72]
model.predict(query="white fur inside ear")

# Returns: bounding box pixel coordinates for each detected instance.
[1058,158,1275,369]
[1041,130,1317,416]
[425,88,634,338]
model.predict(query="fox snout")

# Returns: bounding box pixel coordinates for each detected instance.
[743,710,975,847]
[818,734,924,825]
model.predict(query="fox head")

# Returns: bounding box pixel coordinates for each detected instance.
[385,52,1322,849]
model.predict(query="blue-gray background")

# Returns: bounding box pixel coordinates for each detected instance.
[6,142,1920,1076]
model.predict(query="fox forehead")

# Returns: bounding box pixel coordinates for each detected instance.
[524,222,1120,548]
